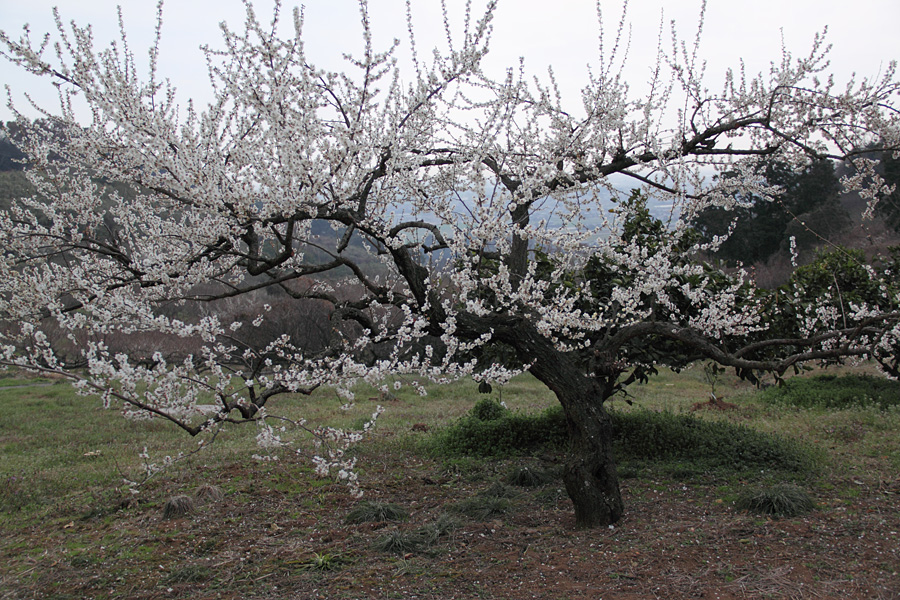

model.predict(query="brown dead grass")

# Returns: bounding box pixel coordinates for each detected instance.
[1,444,898,600]
[1,367,898,599]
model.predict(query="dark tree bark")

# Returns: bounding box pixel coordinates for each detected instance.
[529,351,624,528]
[484,317,624,527]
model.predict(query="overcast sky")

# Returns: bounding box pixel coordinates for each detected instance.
[1,0,898,123]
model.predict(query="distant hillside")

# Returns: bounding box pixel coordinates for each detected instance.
[0,170,33,204]
[0,133,26,172]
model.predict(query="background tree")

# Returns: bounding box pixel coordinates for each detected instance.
[875,149,900,231]
[692,157,848,267]
[1,1,899,528]
[760,247,900,378]
[0,122,27,171]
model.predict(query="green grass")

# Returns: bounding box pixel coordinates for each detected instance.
[735,483,816,517]
[0,375,888,494]
[0,366,891,517]
[0,376,56,387]
[0,379,212,517]
[0,372,493,519]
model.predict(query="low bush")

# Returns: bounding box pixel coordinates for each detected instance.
[431,401,816,475]
[612,409,816,473]
[470,398,509,421]
[428,401,566,457]
[759,374,900,410]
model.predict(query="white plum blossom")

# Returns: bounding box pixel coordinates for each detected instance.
[0,1,898,520]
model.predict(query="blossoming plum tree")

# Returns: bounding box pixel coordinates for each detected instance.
[1,0,899,527]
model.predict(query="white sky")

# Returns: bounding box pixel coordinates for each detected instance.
[0,0,898,123]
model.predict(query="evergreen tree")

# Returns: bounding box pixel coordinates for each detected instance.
[693,158,846,265]
[876,150,900,231]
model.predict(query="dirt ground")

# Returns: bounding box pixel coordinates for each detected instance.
[3,453,899,600]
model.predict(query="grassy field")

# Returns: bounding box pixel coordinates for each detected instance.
[1,364,898,599]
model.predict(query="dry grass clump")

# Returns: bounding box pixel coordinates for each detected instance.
[162,494,196,519]
[451,495,512,521]
[296,551,354,572]
[506,465,555,487]
[372,529,425,554]
[372,514,460,555]
[194,484,225,503]
[417,513,460,544]
[345,501,409,524]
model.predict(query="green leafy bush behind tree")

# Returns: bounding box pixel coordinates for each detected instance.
[760,247,900,378]
[760,374,900,410]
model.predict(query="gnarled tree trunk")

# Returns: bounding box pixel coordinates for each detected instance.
[482,317,624,528]
[529,354,624,528]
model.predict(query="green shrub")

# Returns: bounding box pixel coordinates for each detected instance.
[611,409,815,473]
[735,483,815,517]
[429,403,567,457]
[471,398,509,421]
[760,374,900,410]
[431,403,815,476]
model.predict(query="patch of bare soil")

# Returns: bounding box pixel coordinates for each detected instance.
[2,455,899,600]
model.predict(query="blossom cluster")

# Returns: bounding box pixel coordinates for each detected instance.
[0,0,898,495]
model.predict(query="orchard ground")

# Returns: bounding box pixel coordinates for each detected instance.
[1,365,898,599]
